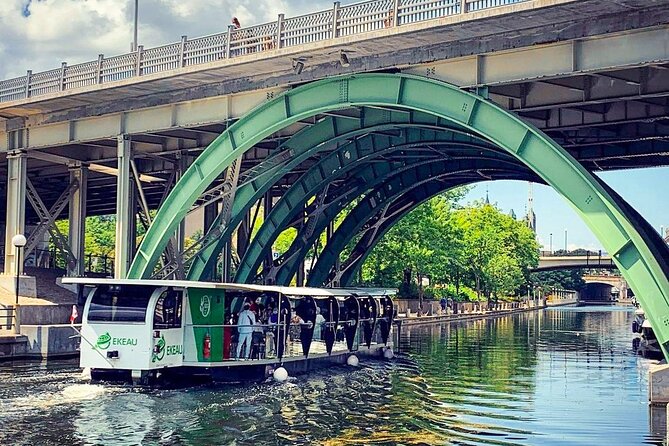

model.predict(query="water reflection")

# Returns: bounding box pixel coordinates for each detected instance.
[0,306,661,445]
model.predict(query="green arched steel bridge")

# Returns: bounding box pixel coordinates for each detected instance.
[121,73,669,356]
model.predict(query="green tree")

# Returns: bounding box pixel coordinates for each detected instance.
[453,202,539,300]
[530,269,586,291]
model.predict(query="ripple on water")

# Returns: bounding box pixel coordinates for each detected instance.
[0,307,663,445]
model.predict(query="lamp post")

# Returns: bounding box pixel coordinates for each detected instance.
[564,229,568,252]
[132,0,139,51]
[549,233,552,254]
[11,234,26,334]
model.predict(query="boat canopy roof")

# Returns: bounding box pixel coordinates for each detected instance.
[62,277,396,298]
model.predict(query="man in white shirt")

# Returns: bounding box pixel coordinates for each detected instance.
[237,303,256,359]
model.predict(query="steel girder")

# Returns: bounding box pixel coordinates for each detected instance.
[128,73,669,357]
[234,129,502,283]
[272,154,529,286]
[304,160,534,286]
[187,111,482,281]
[329,172,543,287]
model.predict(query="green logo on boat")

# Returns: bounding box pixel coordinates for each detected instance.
[152,336,182,362]
[94,333,137,350]
[200,295,211,318]
[152,335,166,363]
[96,332,111,350]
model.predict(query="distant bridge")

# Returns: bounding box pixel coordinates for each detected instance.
[581,273,629,302]
[533,252,616,272]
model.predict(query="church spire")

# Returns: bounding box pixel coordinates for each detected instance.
[525,182,536,233]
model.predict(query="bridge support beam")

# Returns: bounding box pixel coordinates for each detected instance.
[3,152,27,276]
[204,202,218,233]
[67,165,88,277]
[263,191,273,285]
[115,135,134,279]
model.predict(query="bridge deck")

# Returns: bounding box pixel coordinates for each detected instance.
[0,0,664,118]
[0,0,667,222]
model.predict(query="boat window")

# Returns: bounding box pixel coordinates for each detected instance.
[154,290,182,329]
[88,285,154,323]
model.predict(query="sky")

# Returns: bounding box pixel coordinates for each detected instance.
[2,1,668,251]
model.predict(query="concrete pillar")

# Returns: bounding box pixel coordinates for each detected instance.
[295,204,306,287]
[115,135,133,278]
[222,242,231,282]
[296,257,305,287]
[4,152,27,276]
[175,152,187,253]
[203,202,218,233]
[236,210,251,260]
[67,165,88,277]
[262,191,273,284]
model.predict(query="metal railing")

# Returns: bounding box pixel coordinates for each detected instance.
[0,0,530,103]
[39,248,114,276]
[540,249,608,257]
[186,317,387,361]
[0,305,17,332]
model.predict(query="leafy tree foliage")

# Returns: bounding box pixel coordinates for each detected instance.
[530,269,586,291]
[358,195,539,301]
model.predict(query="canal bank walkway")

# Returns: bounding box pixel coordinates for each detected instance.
[397,295,578,327]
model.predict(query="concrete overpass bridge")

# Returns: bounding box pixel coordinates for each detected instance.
[581,273,630,302]
[1,0,669,353]
[534,251,616,271]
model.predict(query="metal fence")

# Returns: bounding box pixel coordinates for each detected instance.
[0,0,529,103]
[0,305,16,332]
[39,248,114,276]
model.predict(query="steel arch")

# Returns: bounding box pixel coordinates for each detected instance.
[187,108,460,280]
[305,160,534,286]
[333,176,531,286]
[234,130,506,283]
[274,157,532,286]
[128,73,669,356]
[189,122,491,280]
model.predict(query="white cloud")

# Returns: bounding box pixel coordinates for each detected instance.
[0,0,339,79]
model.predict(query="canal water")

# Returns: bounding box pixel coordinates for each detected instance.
[0,306,661,445]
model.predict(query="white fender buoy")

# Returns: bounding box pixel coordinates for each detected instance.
[347,354,359,367]
[383,348,394,360]
[273,366,289,382]
[81,367,91,380]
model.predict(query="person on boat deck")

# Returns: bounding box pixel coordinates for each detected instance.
[248,297,259,315]
[237,303,256,359]
[313,307,325,341]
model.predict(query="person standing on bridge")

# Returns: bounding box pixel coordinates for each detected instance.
[232,17,241,29]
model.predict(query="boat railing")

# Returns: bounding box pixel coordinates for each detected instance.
[184,316,388,362]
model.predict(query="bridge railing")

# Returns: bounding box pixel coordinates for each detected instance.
[0,0,530,103]
[540,250,607,257]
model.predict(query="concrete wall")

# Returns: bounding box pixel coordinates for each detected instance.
[21,324,80,358]
[19,304,77,325]
[0,335,28,358]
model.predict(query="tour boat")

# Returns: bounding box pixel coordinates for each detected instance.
[631,307,662,358]
[62,278,396,385]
